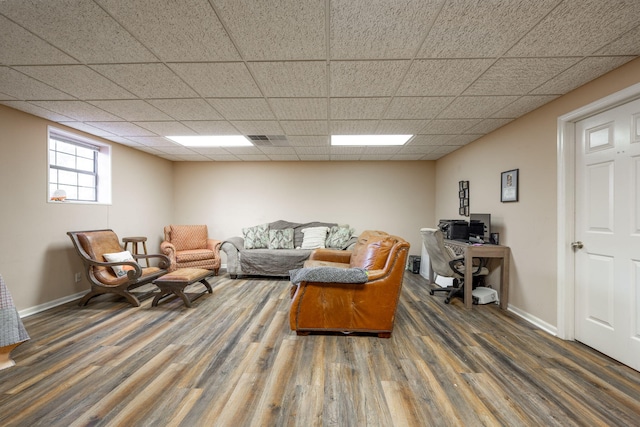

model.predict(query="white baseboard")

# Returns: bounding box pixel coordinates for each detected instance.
[19,291,85,318]
[508,304,558,337]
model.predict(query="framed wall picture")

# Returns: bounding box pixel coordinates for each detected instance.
[501,169,519,202]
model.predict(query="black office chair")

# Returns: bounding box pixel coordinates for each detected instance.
[420,227,488,304]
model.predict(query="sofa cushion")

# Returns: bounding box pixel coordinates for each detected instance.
[326,225,354,249]
[292,221,337,248]
[349,231,395,270]
[300,226,329,249]
[171,225,208,251]
[176,249,216,263]
[269,228,294,249]
[103,250,137,277]
[243,223,269,249]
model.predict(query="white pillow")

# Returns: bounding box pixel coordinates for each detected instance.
[103,251,138,277]
[300,226,329,249]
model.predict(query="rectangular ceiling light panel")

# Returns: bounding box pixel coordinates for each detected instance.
[167,135,253,147]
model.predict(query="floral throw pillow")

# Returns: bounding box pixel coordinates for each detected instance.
[326,225,354,249]
[268,228,294,249]
[243,223,269,249]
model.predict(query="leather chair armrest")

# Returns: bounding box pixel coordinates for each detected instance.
[308,248,353,264]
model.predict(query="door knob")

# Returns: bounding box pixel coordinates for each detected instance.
[571,241,584,249]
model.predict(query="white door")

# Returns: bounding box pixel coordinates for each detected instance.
[575,98,640,371]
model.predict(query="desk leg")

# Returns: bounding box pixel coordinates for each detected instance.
[464,252,473,308]
[500,255,510,310]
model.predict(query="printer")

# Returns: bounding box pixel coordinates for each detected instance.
[438,219,469,240]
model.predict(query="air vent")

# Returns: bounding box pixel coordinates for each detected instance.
[246,135,289,147]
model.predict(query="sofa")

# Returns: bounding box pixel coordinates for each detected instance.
[221,220,356,279]
[160,224,222,273]
[289,230,410,337]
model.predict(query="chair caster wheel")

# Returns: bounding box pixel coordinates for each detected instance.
[429,290,435,295]
[444,297,451,304]
[473,296,479,305]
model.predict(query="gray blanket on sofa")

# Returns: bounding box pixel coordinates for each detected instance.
[289,267,368,285]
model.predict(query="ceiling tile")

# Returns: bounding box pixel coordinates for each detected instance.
[464,58,578,96]
[230,121,284,135]
[0,93,15,101]
[0,67,74,100]
[360,154,393,161]
[104,136,141,146]
[147,99,223,121]
[31,101,122,121]
[235,154,270,161]
[258,146,296,155]
[298,154,330,161]
[182,121,240,135]
[596,26,640,55]
[173,154,214,161]
[58,122,115,137]
[96,0,240,62]
[330,0,439,59]
[212,0,325,60]
[398,145,435,154]
[420,119,481,134]
[249,62,327,97]
[0,16,77,65]
[0,0,157,63]
[362,146,401,155]
[270,98,327,120]
[376,120,429,134]
[330,120,379,134]
[417,1,558,58]
[391,153,427,160]
[127,136,176,146]
[207,98,274,120]
[408,134,455,145]
[16,65,135,100]
[134,121,197,136]
[280,120,328,135]
[506,0,640,57]
[491,95,559,118]
[295,146,331,155]
[92,64,197,98]
[331,146,364,156]
[287,136,329,146]
[447,134,485,146]
[267,154,299,161]
[438,96,519,119]
[151,146,196,155]
[384,97,453,119]
[464,119,513,135]
[330,98,389,120]
[84,122,156,137]
[89,100,173,121]
[206,154,241,161]
[169,63,261,97]
[531,56,636,95]
[0,101,73,121]
[223,146,263,156]
[330,61,409,96]
[396,59,494,96]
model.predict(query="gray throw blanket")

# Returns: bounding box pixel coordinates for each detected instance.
[0,274,30,347]
[289,267,368,285]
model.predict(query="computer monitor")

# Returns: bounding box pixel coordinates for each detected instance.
[470,213,491,242]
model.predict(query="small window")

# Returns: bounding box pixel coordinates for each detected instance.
[48,127,111,204]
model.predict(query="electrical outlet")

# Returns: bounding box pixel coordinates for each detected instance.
[74,272,82,283]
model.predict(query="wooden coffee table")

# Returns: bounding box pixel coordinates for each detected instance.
[152,268,214,308]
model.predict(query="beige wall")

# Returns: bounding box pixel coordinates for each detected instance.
[435,57,640,327]
[171,161,436,260]
[0,105,174,311]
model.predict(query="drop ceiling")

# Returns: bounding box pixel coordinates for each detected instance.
[1,0,639,162]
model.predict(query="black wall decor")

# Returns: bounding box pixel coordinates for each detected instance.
[458,180,469,216]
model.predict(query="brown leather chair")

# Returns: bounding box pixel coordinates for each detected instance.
[160,225,222,273]
[67,229,170,307]
[289,230,410,338]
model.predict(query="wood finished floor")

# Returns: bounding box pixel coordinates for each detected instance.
[1,272,639,426]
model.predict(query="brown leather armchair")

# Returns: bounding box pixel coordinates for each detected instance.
[160,225,222,273]
[67,229,170,307]
[289,230,410,338]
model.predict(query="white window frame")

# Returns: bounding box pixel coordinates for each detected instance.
[47,126,112,205]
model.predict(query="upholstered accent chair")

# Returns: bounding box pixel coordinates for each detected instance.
[67,229,170,307]
[161,225,222,273]
[289,230,410,338]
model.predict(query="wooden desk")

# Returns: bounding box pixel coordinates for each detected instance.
[443,240,511,310]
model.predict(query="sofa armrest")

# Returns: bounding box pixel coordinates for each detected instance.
[160,241,177,270]
[221,239,243,277]
[222,236,244,252]
[206,238,223,254]
[308,248,353,264]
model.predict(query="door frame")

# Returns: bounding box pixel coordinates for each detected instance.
[556,82,640,340]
